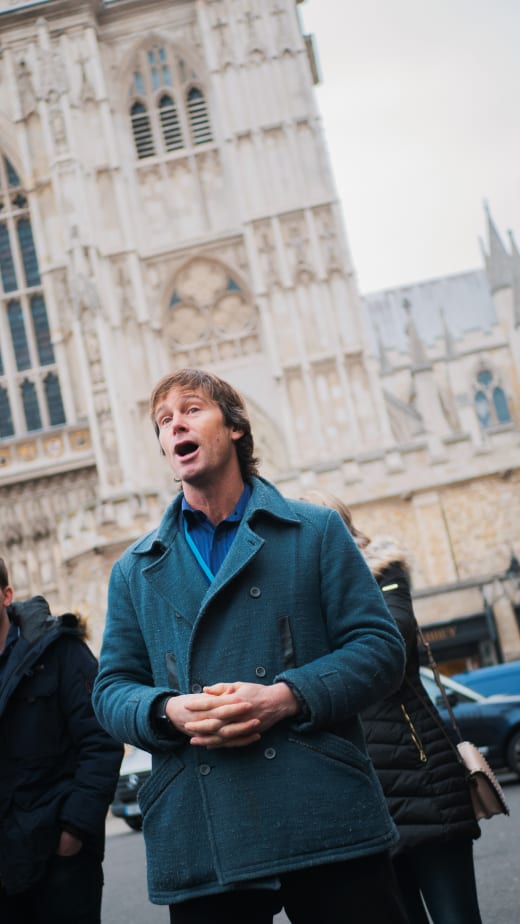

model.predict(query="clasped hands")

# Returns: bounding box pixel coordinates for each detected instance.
[165,681,299,749]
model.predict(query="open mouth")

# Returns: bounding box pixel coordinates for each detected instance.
[175,441,198,458]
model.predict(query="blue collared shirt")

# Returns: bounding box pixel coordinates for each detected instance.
[182,482,252,579]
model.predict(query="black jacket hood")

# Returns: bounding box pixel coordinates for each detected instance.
[7,596,88,646]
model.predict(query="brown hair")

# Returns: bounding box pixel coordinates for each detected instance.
[149,368,260,481]
[301,490,370,549]
[0,557,9,590]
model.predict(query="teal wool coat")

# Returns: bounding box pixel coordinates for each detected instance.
[93,478,405,905]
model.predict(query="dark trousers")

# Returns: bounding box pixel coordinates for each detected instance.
[0,850,103,924]
[169,853,410,924]
[393,838,482,924]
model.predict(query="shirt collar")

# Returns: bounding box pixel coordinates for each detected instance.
[182,481,252,526]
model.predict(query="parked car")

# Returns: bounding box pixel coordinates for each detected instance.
[451,661,520,698]
[419,667,520,777]
[111,746,151,831]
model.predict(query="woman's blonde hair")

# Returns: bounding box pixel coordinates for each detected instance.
[301,490,370,549]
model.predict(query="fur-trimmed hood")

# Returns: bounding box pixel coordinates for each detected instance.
[7,596,89,645]
[362,535,411,578]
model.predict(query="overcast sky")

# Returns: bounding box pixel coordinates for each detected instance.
[300,0,519,294]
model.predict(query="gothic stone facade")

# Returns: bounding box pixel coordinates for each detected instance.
[0,0,518,667]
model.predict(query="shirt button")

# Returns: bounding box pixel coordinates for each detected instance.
[250,586,261,598]
[191,683,203,693]
[264,748,276,760]
[199,764,211,775]
[255,666,266,678]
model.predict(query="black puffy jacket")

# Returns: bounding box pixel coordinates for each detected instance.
[359,538,480,855]
[0,596,123,895]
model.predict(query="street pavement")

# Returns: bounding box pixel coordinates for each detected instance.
[102,774,519,923]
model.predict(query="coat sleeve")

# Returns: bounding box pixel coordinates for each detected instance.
[92,560,180,752]
[275,510,406,731]
[57,637,124,837]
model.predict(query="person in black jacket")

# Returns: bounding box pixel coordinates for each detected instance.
[0,556,124,924]
[303,493,483,924]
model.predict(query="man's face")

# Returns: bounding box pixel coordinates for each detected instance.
[154,387,244,488]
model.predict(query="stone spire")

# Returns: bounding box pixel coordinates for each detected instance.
[507,230,520,326]
[481,201,511,293]
[403,298,430,369]
[440,307,457,359]
[402,300,450,459]
[376,325,392,374]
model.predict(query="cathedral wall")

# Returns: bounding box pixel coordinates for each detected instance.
[0,1,518,668]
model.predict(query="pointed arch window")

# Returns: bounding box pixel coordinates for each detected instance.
[0,223,17,292]
[0,386,14,438]
[0,154,66,441]
[159,94,183,151]
[31,295,55,365]
[186,87,212,145]
[128,44,213,160]
[8,300,31,370]
[474,368,511,429]
[131,101,155,159]
[21,379,42,431]
[17,217,41,287]
[44,372,66,426]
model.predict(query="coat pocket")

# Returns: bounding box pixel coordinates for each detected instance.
[288,730,371,774]
[137,752,185,817]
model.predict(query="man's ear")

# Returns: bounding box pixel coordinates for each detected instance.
[3,586,14,607]
[231,427,244,441]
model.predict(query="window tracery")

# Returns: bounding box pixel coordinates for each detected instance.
[473,367,511,429]
[164,258,259,365]
[129,43,213,160]
[0,155,65,440]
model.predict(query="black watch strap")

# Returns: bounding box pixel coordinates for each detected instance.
[152,694,176,739]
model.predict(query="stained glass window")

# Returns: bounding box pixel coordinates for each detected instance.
[474,369,511,429]
[493,386,510,424]
[1,154,66,439]
[0,386,14,438]
[31,295,55,365]
[5,159,20,188]
[17,218,40,287]
[22,379,42,431]
[0,223,17,292]
[44,373,66,425]
[8,300,31,371]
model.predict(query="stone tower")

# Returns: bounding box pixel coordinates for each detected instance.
[0,1,389,647]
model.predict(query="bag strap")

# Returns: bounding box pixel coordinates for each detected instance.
[416,623,463,743]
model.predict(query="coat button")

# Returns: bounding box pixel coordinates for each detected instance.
[264,748,276,760]
[191,683,203,693]
[250,586,261,598]
[255,666,266,678]
[199,764,211,775]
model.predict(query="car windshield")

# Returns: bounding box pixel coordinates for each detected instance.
[419,667,486,705]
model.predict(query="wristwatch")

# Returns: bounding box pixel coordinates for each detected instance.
[152,695,175,739]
